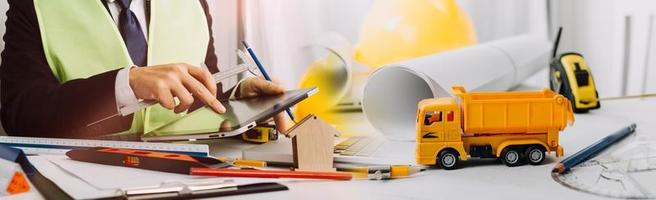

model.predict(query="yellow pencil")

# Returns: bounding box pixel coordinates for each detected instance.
[337,164,424,180]
[218,157,267,168]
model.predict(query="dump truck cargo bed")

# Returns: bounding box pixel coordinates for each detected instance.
[452,86,574,135]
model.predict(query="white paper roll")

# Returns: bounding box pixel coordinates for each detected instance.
[362,35,551,140]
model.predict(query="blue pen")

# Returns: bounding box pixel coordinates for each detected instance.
[242,41,296,122]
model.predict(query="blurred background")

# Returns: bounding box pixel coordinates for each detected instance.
[1,0,653,97]
[119,0,656,99]
[0,0,654,127]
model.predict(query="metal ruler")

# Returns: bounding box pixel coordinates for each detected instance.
[0,136,209,157]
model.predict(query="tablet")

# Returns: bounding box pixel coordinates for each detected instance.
[141,87,317,142]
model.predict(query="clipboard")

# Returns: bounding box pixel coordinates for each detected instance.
[27,154,289,200]
[141,87,317,142]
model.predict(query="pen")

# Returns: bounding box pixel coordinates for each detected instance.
[552,123,637,174]
[242,41,296,122]
[336,164,424,180]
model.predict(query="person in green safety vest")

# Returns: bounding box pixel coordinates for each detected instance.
[0,0,290,138]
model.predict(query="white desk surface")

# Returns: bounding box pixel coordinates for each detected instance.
[14,90,656,200]
[191,95,655,200]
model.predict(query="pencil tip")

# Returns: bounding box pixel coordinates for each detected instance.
[629,123,637,131]
[552,163,565,174]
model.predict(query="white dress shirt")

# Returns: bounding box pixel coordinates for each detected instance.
[108,0,148,115]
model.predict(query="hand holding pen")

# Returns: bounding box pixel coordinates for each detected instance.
[242,41,296,123]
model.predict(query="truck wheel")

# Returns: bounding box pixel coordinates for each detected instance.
[501,147,523,167]
[438,149,460,170]
[525,146,545,165]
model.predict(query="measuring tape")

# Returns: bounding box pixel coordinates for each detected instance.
[0,136,209,157]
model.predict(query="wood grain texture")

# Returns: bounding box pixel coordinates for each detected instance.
[287,114,336,172]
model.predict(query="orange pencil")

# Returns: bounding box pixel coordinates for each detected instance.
[191,168,352,181]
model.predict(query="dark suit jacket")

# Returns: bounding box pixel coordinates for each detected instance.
[0,0,231,138]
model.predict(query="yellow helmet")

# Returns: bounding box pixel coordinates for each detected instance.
[295,50,349,120]
[294,34,353,125]
[354,0,477,69]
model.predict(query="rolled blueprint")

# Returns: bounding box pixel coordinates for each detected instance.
[362,35,551,140]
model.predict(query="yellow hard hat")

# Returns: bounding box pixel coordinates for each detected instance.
[354,0,477,69]
[294,34,353,125]
[295,50,349,119]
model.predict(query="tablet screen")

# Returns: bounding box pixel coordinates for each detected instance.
[143,88,316,138]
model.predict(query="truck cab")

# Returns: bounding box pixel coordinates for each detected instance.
[416,97,466,167]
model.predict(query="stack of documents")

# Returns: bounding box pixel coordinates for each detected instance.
[28,155,278,199]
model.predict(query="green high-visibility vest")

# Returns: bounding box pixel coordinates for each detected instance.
[33,0,216,134]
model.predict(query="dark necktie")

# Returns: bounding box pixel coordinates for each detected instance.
[117,0,148,66]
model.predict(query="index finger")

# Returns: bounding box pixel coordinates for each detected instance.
[186,64,218,97]
[181,74,226,113]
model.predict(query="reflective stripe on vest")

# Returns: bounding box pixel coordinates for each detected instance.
[34,0,212,134]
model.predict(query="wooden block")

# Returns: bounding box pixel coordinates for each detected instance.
[286,114,337,172]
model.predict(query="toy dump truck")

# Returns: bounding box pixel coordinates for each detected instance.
[416,86,574,169]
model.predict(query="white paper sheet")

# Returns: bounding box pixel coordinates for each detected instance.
[28,155,121,199]
[361,34,551,140]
